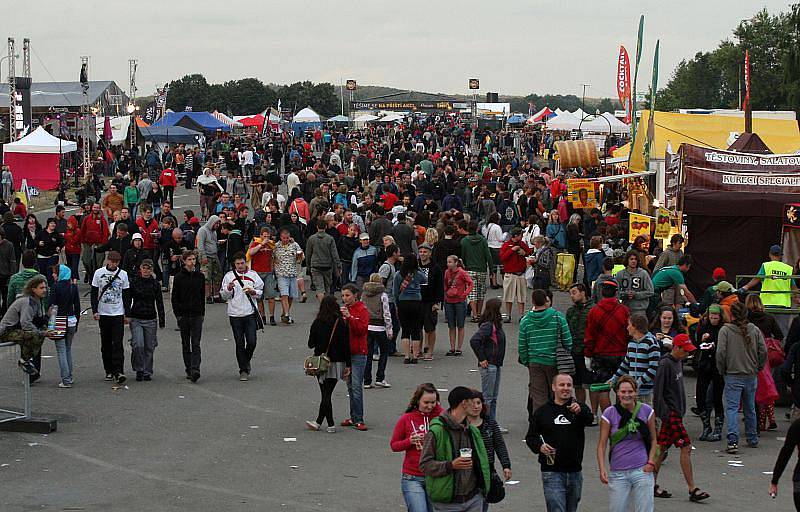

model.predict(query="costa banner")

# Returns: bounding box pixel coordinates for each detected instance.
[617,46,632,124]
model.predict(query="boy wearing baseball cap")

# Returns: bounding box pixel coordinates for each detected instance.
[652,333,710,502]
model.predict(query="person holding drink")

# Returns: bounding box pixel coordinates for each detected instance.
[391,383,444,512]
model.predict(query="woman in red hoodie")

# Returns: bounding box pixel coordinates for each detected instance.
[391,382,443,512]
[341,283,370,431]
[443,255,474,356]
[64,216,82,284]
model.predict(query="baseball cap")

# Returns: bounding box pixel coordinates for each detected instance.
[672,333,697,352]
[419,243,433,251]
[140,259,154,268]
[189,216,200,225]
[770,244,783,256]
[707,304,722,314]
[714,280,733,293]
[447,386,479,409]
[358,232,370,240]
[600,279,618,289]
[712,267,726,280]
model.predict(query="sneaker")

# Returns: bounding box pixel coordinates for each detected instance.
[143,374,152,382]
[326,426,336,433]
[269,316,277,326]
[105,373,114,381]
[115,374,127,384]
[239,371,249,382]
[305,420,321,431]
[17,359,37,376]
[185,371,192,380]
[190,370,200,383]
[726,442,738,453]
[281,315,289,324]
[503,317,512,323]
[136,372,143,382]
[206,297,215,305]
[58,382,72,388]
[363,383,373,389]
[403,358,412,364]
[746,440,759,448]
[768,422,778,431]
[341,419,354,427]
[287,316,295,324]
[354,423,368,431]
[162,286,170,292]
[375,380,391,388]
[372,354,380,361]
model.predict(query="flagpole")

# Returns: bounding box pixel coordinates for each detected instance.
[630,15,645,149]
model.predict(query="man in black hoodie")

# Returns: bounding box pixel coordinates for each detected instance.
[172,250,206,382]
[526,374,593,512]
[127,259,165,382]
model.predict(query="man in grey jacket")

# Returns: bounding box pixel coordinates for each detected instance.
[196,215,222,303]
[304,219,340,301]
[615,250,653,316]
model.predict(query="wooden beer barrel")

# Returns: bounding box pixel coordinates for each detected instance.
[554,139,600,169]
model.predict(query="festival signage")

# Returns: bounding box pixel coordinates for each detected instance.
[350,100,464,111]
[783,203,800,229]
[567,179,597,208]
[628,213,653,242]
[681,145,800,194]
[346,80,357,91]
[617,46,632,124]
[654,207,672,239]
[469,79,480,90]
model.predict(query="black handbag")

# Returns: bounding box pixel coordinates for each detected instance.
[555,318,576,375]
[485,469,506,504]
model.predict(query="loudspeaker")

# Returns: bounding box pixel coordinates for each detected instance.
[486,92,499,103]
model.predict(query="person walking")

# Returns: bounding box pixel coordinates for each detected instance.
[362,273,393,389]
[340,283,370,431]
[0,227,17,313]
[519,288,572,415]
[597,376,658,512]
[499,228,531,323]
[444,256,473,357]
[418,243,443,360]
[565,284,593,409]
[393,256,429,364]
[273,229,304,324]
[90,251,131,384]
[127,259,165,382]
[716,301,768,453]
[305,219,341,301]
[609,313,661,404]
[526,373,593,512]
[469,298,506,424]
[615,250,653,317]
[172,250,205,382]
[419,386,492,511]
[351,232,379,287]
[461,220,493,322]
[305,295,351,433]
[49,265,80,388]
[651,333,710,502]
[196,215,223,304]
[693,304,725,441]
[769,417,800,510]
[467,392,512,511]
[391,383,444,512]
[220,252,264,381]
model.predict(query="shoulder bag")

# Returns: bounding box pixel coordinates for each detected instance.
[232,271,265,331]
[304,318,339,376]
[555,317,576,375]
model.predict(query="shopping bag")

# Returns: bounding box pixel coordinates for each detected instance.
[555,252,575,290]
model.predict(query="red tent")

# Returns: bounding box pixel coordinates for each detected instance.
[528,107,555,123]
[239,114,265,129]
[3,127,77,190]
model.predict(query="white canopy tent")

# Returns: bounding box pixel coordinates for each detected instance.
[571,108,588,121]
[213,111,243,128]
[94,116,131,145]
[293,107,322,123]
[5,126,77,153]
[378,113,404,123]
[602,112,631,134]
[353,114,379,123]
[545,111,581,131]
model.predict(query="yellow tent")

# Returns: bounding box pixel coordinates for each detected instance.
[613,111,800,172]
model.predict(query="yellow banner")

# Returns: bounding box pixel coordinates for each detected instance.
[629,213,653,242]
[654,207,672,239]
[567,179,597,208]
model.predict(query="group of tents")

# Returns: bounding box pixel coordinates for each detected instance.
[506,107,631,135]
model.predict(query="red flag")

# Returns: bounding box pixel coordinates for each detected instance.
[617,46,632,124]
[743,50,751,111]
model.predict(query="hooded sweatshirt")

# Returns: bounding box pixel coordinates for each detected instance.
[615,266,654,314]
[362,281,393,334]
[49,265,80,318]
[344,300,370,355]
[196,215,220,258]
[716,322,768,376]
[444,267,473,304]
[460,234,493,273]
[519,307,572,366]
[391,404,445,476]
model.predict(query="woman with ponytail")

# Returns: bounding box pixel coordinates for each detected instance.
[716,300,768,454]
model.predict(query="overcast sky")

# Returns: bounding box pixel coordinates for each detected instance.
[4,0,791,101]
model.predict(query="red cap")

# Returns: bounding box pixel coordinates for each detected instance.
[712,267,726,280]
[672,333,696,352]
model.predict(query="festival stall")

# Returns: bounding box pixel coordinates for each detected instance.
[2,126,77,189]
[291,107,322,134]
[211,111,243,129]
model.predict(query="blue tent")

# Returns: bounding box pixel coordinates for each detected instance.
[507,114,526,124]
[151,111,231,132]
[139,125,204,144]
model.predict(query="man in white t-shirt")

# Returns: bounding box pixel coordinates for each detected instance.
[91,251,131,384]
[241,147,255,179]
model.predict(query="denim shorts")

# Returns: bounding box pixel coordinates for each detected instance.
[277,275,298,298]
[444,301,467,328]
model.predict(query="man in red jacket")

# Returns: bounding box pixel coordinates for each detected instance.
[499,227,531,322]
[80,202,110,280]
[584,280,630,412]
[160,166,177,206]
[340,283,370,431]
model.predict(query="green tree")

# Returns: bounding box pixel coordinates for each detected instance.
[167,74,212,112]
[784,4,800,112]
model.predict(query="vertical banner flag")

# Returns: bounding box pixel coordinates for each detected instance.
[644,40,659,171]
[617,46,632,124]
[654,207,672,240]
[631,15,645,146]
[629,213,653,243]
[743,50,751,111]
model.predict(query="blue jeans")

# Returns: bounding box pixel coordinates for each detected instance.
[365,331,389,385]
[541,471,582,512]
[607,468,653,512]
[724,374,758,445]
[347,354,367,424]
[130,318,158,376]
[444,301,467,328]
[54,325,77,385]
[479,364,501,422]
[229,314,258,373]
[401,473,433,512]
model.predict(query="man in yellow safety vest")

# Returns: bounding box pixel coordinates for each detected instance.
[740,245,795,308]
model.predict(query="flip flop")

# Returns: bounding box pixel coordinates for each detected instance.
[654,486,672,499]
[689,488,709,502]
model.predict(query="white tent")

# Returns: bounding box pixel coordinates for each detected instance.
[4,126,77,153]
[378,113,404,123]
[213,111,243,128]
[94,116,131,145]
[602,112,631,134]
[353,114,379,123]
[545,111,581,131]
[293,107,321,123]
[571,108,588,121]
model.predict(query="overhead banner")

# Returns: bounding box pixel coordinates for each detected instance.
[682,145,800,194]
[350,100,468,112]
[567,179,597,208]
[617,46,632,124]
[629,213,653,242]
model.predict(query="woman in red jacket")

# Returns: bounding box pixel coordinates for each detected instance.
[64,216,82,283]
[443,255,474,356]
[341,283,370,431]
[391,382,443,512]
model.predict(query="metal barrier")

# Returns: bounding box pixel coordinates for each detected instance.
[0,341,31,424]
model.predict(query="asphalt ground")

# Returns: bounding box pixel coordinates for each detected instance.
[0,187,794,511]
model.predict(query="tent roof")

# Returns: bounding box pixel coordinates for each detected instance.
[0,81,122,108]
[545,111,580,131]
[528,107,555,123]
[728,132,773,154]
[614,111,800,171]
[579,112,630,134]
[151,111,231,132]
[238,114,264,128]
[211,111,243,128]
[138,125,204,144]
[293,107,321,123]
[3,126,77,154]
[327,114,350,122]
[354,114,379,122]
[95,116,131,145]
[507,114,526,124]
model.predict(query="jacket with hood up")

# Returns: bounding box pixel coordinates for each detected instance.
[460,234,493,273]
[196,215,220,258]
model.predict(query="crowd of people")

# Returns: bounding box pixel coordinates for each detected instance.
[1,115,800,511]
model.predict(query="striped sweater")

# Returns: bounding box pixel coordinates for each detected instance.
[610,332,661,395]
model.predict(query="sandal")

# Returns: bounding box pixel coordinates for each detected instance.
[445,350,456,356]
[654,486,672,499]
[423,355,434,361]
[454,350,463,356]
[689,488,709,502]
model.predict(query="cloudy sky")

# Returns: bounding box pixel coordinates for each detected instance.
[5,0,791,99]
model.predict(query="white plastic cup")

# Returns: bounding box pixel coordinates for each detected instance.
[459,448,472,459]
